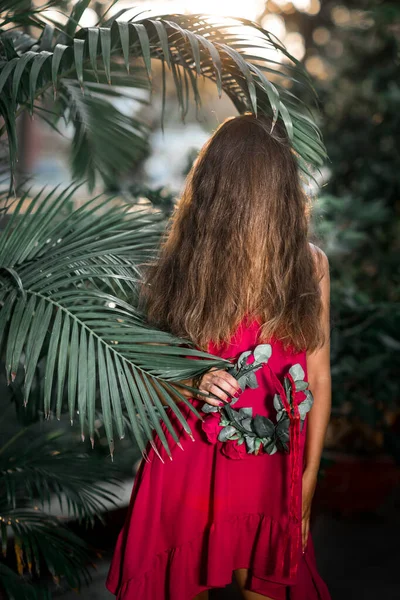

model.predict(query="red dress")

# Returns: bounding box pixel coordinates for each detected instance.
[106,314,332,600]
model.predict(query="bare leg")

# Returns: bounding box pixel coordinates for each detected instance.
[233,568,275,600]
[192,590,209,600]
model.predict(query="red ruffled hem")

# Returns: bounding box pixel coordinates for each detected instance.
[106,512,331,600]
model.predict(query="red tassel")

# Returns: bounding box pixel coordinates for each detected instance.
[287,373,302,580]
[264,364,303,582]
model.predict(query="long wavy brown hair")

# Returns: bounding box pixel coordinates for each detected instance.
[138,113,326,353]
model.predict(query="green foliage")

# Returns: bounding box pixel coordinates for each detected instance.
[0,185,232,460]
[127,183,176,216]
[61,80,151,190]
[309,1,400,447]
[0,0,329,462]
[0,425,123,599]
[227,345,272,394]
[0,3,332,596]
[0,2,326,189]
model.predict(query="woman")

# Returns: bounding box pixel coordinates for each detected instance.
[106,113,332,600]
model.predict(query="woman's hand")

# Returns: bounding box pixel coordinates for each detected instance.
[301,469,318,553]
[196,368,241,407]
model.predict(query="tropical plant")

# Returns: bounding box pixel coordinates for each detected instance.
[0,183,228,598]
[0,0,326,191]
[0,422,123,599]
[0,1,327,463]
[0,314,143,598]
[307,0,400,456]
[0,4,330,597]
[0,184,233,462]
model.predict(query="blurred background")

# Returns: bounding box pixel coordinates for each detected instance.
[0,0,399,599]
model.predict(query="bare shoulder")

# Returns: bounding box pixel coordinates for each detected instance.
[308,242,328,262]
[306,243,331,376]
[309,242,329,280]
[309,243,330,320]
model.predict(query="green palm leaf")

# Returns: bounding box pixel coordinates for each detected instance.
[0,0,327,460]
[61,81,150,189]
[0,187,230,459]
[0,429,122,524]
[0,6,326,187]
[0,562,46,600]
[0,424,124,597]
[0,507,92,588]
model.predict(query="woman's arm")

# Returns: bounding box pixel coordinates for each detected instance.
[304,247,332,477]
[301,247,331,551]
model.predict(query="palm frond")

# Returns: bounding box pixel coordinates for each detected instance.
[60,81,150,189]
[0,429,123,525]
[0,9,327,187]
[0,420,125,596]
[0,507,92,589]
[0,187,230,459]
[0,0,55,30]
[0,561,46,600]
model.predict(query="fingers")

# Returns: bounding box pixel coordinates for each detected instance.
[211,375,240,398]
[199,381,230,406]
[216,371,242,394]
[199,369,242,407]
